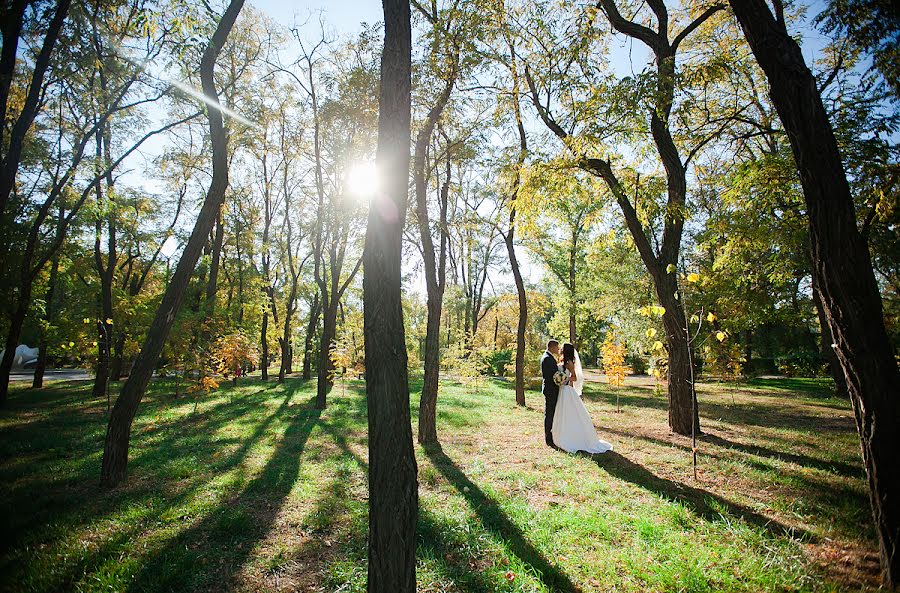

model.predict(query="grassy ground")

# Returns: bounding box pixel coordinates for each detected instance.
[0,373,878,592]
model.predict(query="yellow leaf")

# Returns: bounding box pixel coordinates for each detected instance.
[716,331,727,342]
[646,328,657,338]
[707,312,717,323]
[666,263,676,274]
[68,341,74,347]
[105,318,113,325]
[687,273,700,283]
[652,340,664,352]
[83,317,91,324]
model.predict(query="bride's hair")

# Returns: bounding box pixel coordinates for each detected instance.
[562,343,576,364]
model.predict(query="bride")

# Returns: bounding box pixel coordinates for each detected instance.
[552,343,613,454]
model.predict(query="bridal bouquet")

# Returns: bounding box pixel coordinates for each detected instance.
[553,369,566,387]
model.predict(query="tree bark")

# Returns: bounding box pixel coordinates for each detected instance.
[32,208,64,390]
[316,301,337,408]
[728,1,900,586]
[99,0,245,487]
[502,44,529,407]
[302,294,320,380]
[414,82,454,444]
[365,0,417,589]
[812,272,849,398]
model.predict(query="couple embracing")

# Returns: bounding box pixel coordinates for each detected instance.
[541,340,613,454]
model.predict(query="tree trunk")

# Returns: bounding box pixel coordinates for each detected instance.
[729,1,900,586]
[418,295,442,443]
[0,0,71,219]
[316,301,337,409]
[365,0,417,588]
[278,303,294,381]
[812,273,848,398]
[92,126,115,401]
[0,295,30,403]
[260,310,270,380]
[302,295,320,380]
[99,0,244,487]
[657,277,699,435]
[32,236,62,390]
[109,333,125,380]
[506,232,527,407]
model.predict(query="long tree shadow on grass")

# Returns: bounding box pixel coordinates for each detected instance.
[1,388,313,592]
[124,396,320,592]
[700,432,863,478]
[1,381,308,556]
[315,421,508,593]
[425,444,584,593]
[592,451,815,541]
[600,425,863,479]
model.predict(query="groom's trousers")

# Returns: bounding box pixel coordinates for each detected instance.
[544,392,558,446]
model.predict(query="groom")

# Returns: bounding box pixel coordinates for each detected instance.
[540,340,561,448]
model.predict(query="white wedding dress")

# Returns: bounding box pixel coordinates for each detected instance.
[552,350,613,454]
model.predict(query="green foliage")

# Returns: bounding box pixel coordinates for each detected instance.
[481,348,512,376]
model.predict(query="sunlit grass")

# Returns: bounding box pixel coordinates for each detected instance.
[0,373,877,592]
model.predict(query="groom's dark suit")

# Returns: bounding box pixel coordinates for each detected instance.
[541,350,560,447]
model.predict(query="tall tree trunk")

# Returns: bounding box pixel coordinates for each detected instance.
[278,277,298,383]
[729,1,900,586]
[92,125,115,401]
[812,273,848,398]
[99,0,244,487]
[418,294,442,443]
[365,0,417,588]
[109,333,125,380]
[302,295,320,380]
[32,208,64,390]
[0,0,71,219]
[503,44,528,407]
[204,208,225,329]
[32,252,58,389]
[414,90,453,444]
[260,310,270,380]
[316,301,337,409]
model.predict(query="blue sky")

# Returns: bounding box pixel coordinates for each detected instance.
[249,0,383,36]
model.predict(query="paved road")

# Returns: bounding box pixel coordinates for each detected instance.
[9,369,92,382]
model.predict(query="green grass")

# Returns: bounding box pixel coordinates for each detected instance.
[0,373,879,592]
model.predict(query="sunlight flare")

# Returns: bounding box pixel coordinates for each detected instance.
[345,162,379,199]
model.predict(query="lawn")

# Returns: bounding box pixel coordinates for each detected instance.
[0,373,878,592]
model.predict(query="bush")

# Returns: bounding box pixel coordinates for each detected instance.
[626,353,647,375]
[481,348,513,376]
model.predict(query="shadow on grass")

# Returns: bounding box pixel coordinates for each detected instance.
[425,444,584,593]
[125,397,320,592]
[600,425,863,479]
[745,377,836,398]
[592,451,815,542]
[700,432,863,478]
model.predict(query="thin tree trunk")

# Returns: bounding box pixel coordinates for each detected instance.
[32,208,64,390]
[365,0,417,588]
[260,310,270,380]
[729,1,900,586]
[0,0,71,219]
[316,301,337,409]
[503,44,528,407]
[302,295,320,380]
[100,0,244,487]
